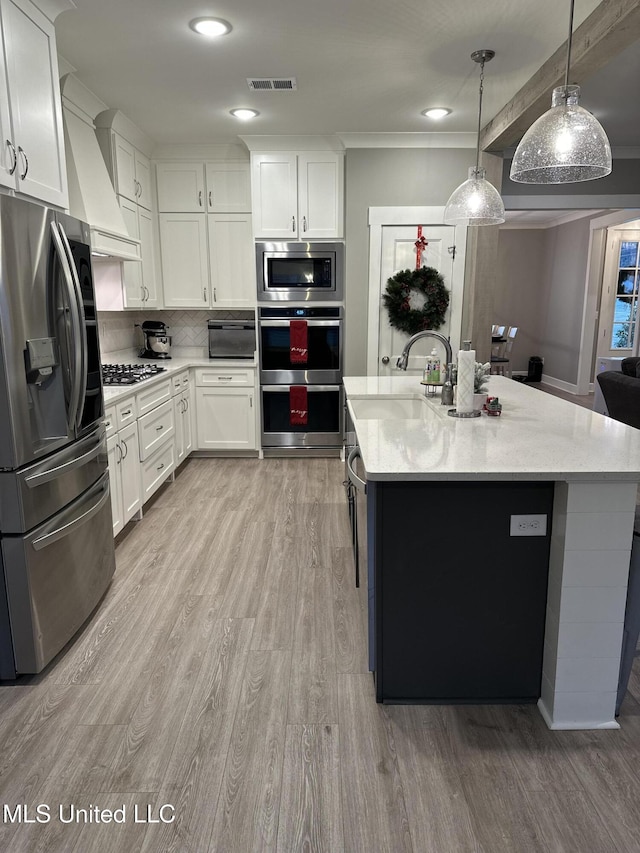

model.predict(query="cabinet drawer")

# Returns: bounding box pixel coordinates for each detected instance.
[138,399,175,460]
[171,370,189,396]
[104,405,117,438]
[116,397,137,430]
[195,368,254,387]
[140,441,175,503]
[136,378,172,416]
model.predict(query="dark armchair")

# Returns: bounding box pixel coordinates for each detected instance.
[596,357,640,429]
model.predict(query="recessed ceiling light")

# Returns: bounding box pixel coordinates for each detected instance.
[189,17,232,37]
[230,108,260,120]
[422,108,452,120]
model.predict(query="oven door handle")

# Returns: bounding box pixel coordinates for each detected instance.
[261,384,342,392]
[258,320,341,328]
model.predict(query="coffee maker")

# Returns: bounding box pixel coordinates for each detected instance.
[138,320,172,359]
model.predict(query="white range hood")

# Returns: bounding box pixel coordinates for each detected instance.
[60,74,141,262]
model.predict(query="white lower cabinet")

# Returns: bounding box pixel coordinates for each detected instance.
[195,367,257,450]
[140,440,175,503]
[105,403,142,537]
[196,387,256,450]
[172,371,193,465]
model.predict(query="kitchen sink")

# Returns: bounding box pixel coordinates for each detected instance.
[348,396,432,420]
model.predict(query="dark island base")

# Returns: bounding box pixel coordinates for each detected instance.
[371,480,554,704]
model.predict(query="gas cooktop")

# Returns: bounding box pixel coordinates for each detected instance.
[102,363,167,385]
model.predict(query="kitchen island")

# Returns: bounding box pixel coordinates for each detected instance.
[344,374,640,730]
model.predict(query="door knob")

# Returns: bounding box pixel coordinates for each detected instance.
[381,356,390,365]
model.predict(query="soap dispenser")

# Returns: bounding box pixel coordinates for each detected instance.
[423,348,441,384]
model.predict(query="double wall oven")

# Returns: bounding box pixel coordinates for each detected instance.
[259,306,343,451]
[257,242,344,452]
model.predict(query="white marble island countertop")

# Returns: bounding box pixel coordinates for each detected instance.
[344,374,640,482]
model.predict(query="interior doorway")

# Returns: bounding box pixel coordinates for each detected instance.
[366,207,467,376]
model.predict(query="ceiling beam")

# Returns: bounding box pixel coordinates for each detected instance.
[481,0,640,153]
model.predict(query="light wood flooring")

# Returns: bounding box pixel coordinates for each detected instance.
[1,457,640,852]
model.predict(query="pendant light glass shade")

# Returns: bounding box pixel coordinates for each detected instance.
[510,85,612,183]
[443,49,505,227]
[444,167,505,225]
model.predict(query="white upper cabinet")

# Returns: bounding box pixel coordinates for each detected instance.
[205,162,251,212]
[156,161,250,213]
[159,213,209,308]
[207,214,255,306]
[112,134,151,210]
[251,151,343,240]
[0,0,68,207]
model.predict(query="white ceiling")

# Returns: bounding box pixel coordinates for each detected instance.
[55,0,609,147]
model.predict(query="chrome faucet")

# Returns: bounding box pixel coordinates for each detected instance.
[396,330,454,406]
[396,330,453,372]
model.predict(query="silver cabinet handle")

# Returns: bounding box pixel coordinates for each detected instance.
[198,190,203,207]
[303,216,307,232]
[203,287,207,301]
[18,146,28,180]
[347,447,366,493]
[140,285,146,302]
[121,438,128,459]
[209,190,212,207]
[381,356,390,365]
[156,424,164,431]
[116,442,122,464]
[6,140,16,175]
[218,376,233,381]
[249,395,253,408]
[144,286,150,301]
[157,463,165,471]
[292,216,296,232]
[213,287,217,302]
[122,409,132,416]
[180,398,186,413]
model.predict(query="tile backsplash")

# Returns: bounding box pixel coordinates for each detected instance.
[98,309,255,355]
[98,310,211,354]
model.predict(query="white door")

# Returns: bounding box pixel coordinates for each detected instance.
[376,225,457,376]
[159,213,210,308]
[251,153,297,238]
[596,230,640,360]
[120,198,144,308]
[134,149,151,210]
[2,0,67,207]
[205,162,251,212]
[119,421,142,524]
[298,152,343,239]
[207,213,255,306]
[195,388,256,450]
[113,133,136,203]
[138,206,160,307]
[156,161,205,212]
[106,433,123,537]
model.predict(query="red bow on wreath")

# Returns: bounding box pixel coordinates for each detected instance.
[415,226,428,270]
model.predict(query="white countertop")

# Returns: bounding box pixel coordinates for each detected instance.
[344,374,640,482]
[102,353,257,404]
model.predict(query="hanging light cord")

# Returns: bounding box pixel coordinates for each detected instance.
[562,0,575,101]
[474,56,486,176]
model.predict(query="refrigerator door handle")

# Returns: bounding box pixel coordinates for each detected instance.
[58,223,88,430]
[24,432,104,488]
[30,474,110,552]
[50,221,82,432]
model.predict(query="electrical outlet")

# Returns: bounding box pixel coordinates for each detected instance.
[510,514,547,536]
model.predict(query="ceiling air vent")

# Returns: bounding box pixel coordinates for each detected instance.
[247,78,297,91]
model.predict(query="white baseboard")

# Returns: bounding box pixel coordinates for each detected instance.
[540,373,579,395]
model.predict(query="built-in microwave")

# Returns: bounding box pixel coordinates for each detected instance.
[256,241,344,302]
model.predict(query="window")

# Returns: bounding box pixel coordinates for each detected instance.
[611,241,640,349]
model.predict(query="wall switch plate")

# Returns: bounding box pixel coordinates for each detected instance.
[510,514,547,536]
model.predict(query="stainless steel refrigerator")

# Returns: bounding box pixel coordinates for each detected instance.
[0,195,115,678]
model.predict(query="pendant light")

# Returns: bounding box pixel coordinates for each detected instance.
[510,0,611,184]
[444,50,505,226]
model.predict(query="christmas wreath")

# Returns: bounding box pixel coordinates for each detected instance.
[383,266,449,335]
